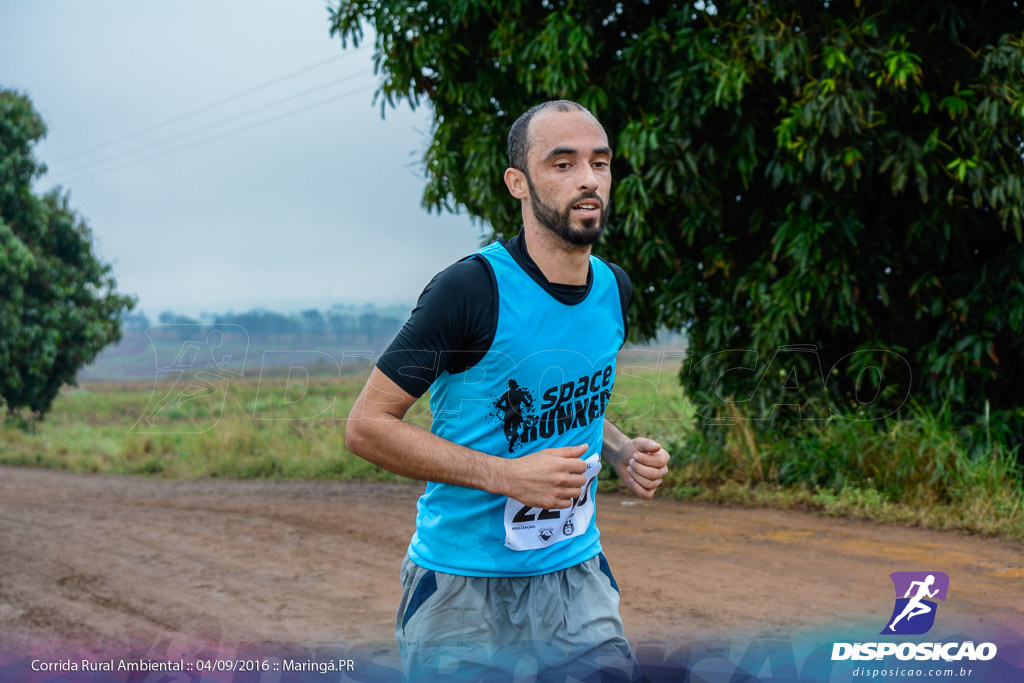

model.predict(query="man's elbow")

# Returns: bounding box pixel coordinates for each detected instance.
[344,403,369,456]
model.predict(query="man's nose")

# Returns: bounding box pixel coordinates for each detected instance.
[577,164,598,191]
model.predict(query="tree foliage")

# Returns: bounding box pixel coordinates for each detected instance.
[329,1,1024,433]
[0,89,135,421]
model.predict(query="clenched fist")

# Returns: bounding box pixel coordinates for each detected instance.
[493,444,589,510]
[616,437,669,499]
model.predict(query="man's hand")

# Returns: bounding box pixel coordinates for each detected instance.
[615,437,670,500]
[494,444,589,510]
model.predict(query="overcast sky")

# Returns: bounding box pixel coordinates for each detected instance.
[0,0,485,319]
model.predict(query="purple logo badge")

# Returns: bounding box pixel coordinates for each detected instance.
[881,571,949,635]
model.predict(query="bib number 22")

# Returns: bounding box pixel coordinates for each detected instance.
[510,481,590,523]
[503,454,601,551]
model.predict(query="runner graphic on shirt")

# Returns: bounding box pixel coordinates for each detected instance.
[491,379,538,452]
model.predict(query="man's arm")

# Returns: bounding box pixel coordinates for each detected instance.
[602,419,670,500]
[345,367,589,510]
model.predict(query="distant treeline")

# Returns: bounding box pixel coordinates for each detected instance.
[121,306,406,346]
[81,306,685,381]
[75,306,408,380]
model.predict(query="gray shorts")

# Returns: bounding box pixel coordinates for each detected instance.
[395,552,639,682]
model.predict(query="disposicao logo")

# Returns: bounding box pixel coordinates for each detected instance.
[881,571,949,635]
[831,571,998,663]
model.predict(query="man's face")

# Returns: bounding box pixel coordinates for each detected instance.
[522,110,612,246]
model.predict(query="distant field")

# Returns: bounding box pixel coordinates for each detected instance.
[0,353,690,482]
[77,325,688,381]
[76,329,394,381]
[4,348,1020,541]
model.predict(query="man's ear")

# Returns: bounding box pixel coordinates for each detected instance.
[504,167,529,200]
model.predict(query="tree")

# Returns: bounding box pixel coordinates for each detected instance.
[327,310,358,341]
[0,89,135,422]
[329,1,1024,436]
[214,309,300,338]
[122,309,152,333]
[300,308,327,339]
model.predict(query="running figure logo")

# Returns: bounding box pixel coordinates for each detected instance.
[132,324,248,434]
[490,379,538,453]
[881,571,950,635]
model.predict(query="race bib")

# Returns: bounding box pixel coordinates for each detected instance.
[503,454,602,551]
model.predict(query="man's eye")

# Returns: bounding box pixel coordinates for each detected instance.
[554,162,572,170]
[593,161,609,169]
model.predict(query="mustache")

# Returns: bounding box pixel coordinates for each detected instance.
[569,191,604,209]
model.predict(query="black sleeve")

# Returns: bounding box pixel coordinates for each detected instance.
[376,256,498,398]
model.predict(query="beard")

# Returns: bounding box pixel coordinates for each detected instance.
[525,174,610,247]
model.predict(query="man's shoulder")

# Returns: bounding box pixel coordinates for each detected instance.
[591,254,629,280]
[411,252,494,317]
[591,255,632,341]
[592,256,632,299]
[377,251,499,397]
[430,251,494,289]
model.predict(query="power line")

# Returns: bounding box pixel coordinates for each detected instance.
[54,47,368,164]
[60,69,373,175]
[60,84,375,184]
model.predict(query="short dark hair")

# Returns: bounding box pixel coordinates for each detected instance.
[507,100,595,173]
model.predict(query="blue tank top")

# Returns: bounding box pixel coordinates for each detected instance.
[407,241,626,576]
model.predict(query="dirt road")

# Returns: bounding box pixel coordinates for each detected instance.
[1,465,1022,659]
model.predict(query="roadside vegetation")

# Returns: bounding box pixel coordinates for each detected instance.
[658,396,1023,541]
[1,363,1020,542]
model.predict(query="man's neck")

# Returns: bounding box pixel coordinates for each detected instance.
[521,223,591,286]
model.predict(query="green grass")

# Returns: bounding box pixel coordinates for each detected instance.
[657,397,1024,541]
[0,372,418,480]
[2,361,1022,541]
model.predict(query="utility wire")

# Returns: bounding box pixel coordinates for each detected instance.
[54,47,368,164]
[60,84,375,184]
[60,69,372,175]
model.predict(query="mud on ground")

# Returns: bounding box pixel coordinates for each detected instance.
[1,466,1021,658]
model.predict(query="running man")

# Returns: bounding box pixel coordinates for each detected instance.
[889,574,940,631]
[346,100,670,680]
[494,379,535,453]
